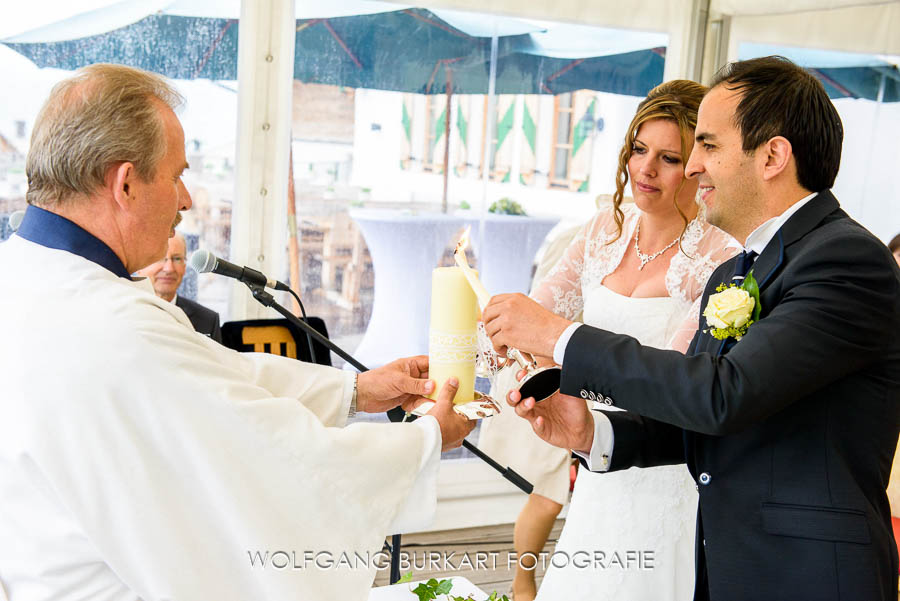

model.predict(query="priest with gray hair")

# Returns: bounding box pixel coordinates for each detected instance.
[0,63,474,601]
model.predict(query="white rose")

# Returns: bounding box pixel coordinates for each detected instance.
[703,287,754,330]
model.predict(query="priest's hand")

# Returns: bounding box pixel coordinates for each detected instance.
[356,355,435,414]
[483,293,572,360]
[425,377,476,452]
[508,386,594,454]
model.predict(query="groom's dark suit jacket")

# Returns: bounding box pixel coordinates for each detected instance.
[562,191,900,601]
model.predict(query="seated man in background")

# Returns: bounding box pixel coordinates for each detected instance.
[137,232,222,342]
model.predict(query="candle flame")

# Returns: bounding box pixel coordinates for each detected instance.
[456,226,471,254]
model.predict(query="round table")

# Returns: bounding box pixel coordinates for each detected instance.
[350,210,468,368]
[463,213,560,297]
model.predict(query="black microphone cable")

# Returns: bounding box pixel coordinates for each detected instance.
[285,287,317,365]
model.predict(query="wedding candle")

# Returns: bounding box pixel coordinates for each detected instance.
[453,227,490,310]
[428,267,478,404]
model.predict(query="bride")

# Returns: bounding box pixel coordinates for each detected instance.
[483,80,738,600]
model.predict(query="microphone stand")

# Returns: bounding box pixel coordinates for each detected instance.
[244,283,533,584]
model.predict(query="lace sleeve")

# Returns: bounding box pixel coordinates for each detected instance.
[666,295,704,353]
[530,219,593,320]
[665,223,741,352]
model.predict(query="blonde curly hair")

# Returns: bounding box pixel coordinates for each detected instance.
[608,79,707,246]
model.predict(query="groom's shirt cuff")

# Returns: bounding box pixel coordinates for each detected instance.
[553,322,583,365]
[572,410,614,472]
[553,322,613,470]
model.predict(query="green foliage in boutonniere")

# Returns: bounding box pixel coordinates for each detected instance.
[702,271,762,341]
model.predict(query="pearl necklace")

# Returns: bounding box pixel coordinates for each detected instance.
[633,219,681,270]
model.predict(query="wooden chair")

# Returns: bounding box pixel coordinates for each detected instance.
[320,213,371,306]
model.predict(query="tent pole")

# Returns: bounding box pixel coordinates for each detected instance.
[478,30,500,260]
[442,69,452,213]
[666,0,709,81]
[231,0,296,319]
[287,142,301,315]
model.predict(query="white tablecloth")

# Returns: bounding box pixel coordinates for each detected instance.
[349,209,559,368]
[349,210,468,368]
[463,213,559,296]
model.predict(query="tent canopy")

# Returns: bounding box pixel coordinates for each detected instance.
[2,2,668,96]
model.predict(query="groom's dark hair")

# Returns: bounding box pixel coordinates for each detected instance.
[711,56,843,192]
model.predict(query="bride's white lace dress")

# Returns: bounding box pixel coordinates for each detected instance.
[533,203,738,601]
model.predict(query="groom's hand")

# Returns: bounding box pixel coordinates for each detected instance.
[508,388,595,454]
[356,355,435,413]
[483,293,572,359]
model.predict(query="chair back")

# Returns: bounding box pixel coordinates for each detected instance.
[220,317,332,366]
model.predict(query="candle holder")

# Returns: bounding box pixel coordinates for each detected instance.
[410,391,501,420]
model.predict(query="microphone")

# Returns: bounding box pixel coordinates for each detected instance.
[8,210,25,232]
[189,249,290,292]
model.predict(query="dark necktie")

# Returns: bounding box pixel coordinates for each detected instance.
[732,250,758,283]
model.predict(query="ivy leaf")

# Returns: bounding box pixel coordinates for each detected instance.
[411,583,436,601]
[434,579,453,595]
[741,270,762,322]
[396,572,414,584]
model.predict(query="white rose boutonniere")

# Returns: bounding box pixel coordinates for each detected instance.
[702,271,762,341]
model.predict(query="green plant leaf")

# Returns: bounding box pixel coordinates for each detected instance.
[434,579,453,595]
[411,583,436,601]
[396,571,414,584]
[488,197,527,216]
[741,270,762,322]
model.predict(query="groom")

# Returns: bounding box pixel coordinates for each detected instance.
[484,56,900,601]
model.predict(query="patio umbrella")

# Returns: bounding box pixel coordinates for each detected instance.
[1,3,669,217]
[2,7,665,94]
[739,43,900,102]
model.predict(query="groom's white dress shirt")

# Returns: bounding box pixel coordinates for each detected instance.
[555,192,817,469]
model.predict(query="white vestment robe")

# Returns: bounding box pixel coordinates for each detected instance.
[0,235,441,601]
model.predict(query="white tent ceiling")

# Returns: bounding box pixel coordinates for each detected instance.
[392,0,900,58]
[724,2,900,57]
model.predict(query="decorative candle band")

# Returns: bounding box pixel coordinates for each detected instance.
[429,331,478,364]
